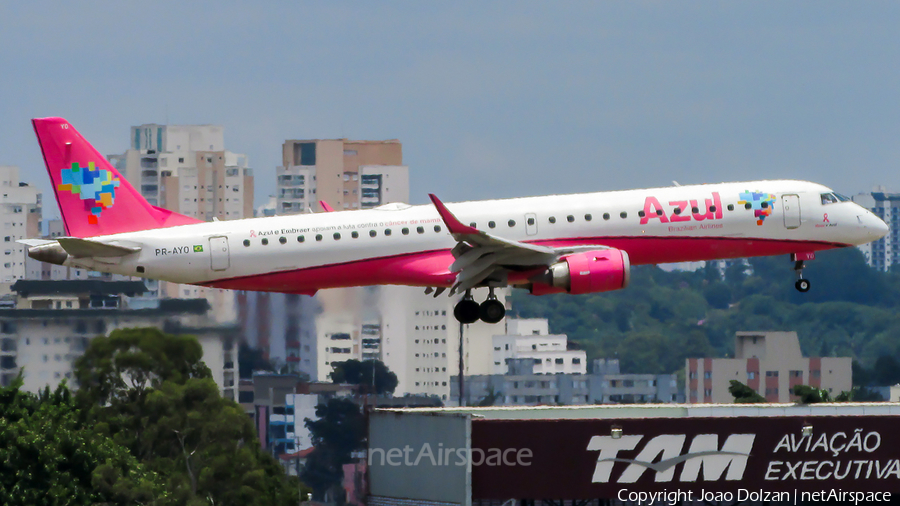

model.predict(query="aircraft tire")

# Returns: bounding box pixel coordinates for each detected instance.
[454,298,481,324]
[795,279,811,292]
[479,299,506,324]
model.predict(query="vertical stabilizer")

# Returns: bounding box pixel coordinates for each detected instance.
[32,117,201,237]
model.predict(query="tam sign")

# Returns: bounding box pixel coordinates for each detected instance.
[470,416,900,499]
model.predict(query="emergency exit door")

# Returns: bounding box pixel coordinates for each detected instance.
[525,213,538,236]
[209,236,230,271]
[782,194,801,229]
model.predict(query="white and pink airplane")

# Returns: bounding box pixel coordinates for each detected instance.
[24,117,888,324]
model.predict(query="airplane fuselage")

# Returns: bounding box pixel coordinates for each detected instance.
[50,180,887,295]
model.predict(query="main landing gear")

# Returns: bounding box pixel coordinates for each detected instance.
[453,288,506,324]
[793,253,812,293]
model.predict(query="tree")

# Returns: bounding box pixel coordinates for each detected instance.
[302,398,367,501]
[74,328,300,506]
[74,327,211,407]
[330,359,399,395]
[0,377,163,505]
[728,380,765,403]
[792,385,832,403]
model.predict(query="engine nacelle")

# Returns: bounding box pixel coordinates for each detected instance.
[531,249,630,295]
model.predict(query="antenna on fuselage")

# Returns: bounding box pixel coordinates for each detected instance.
[672,180,681,187]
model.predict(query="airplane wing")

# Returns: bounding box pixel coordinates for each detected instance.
[429,194,611,293]
[55,237,141,258]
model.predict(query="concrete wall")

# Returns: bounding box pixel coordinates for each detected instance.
[369,411,469,505]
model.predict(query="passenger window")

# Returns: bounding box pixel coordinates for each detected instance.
[351,231,359,238]
[261,238,269,245]
[603,213,610,220]
[470,222,477,227]
[761,202,768,209]
[727,204,734,211]
[402,228,409,235]
[638,211,646,218]
[584,214,592,221]
[549,216,556,224]
[434,225,442,233]
[385,229,392,236]
[243,239,250,247]
[691,206,699,213]
[369,230,377,237]
[620,212,627,219]
[527,217,535,225]
[488,221,496,228]
[417,226,424,234]
[508,220,516,227]
[334,233,341,240]
[745,203,752,210]
[567,215,574,223]
[279,237,287,244]
[297,236,305,243]
[315,234,323,241]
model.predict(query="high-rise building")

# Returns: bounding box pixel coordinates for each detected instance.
[109,124,254,220]
[109,124,254,320]
[277,139,407,213]
[852,189,899,271]
[0,166,41,291]
[686,331,851,403]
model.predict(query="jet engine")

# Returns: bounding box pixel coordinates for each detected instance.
[530,249,630,295]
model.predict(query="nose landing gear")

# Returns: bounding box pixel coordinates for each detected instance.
[453,288,506,324]
[792,252,814,293]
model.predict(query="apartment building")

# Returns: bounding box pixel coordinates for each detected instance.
[489,318,587,375]
[0,166,41,290]
[686,331,851,403]
[277,138,407,213]
[0,280,239,399]
[453,358,680,407]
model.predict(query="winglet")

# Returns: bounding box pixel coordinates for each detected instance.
[319,200,335,212]
[428,194,479,235]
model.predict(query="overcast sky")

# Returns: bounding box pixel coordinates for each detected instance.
[2,2,899,217]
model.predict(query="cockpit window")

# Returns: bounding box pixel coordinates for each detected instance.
[821,192,851,205]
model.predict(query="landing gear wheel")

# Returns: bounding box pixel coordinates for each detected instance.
[479,299,506,324]
[454,296,480,324]
[795,279,811,293]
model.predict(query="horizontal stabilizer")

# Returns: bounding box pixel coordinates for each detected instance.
[17,239,57,248]
[56,237,141,258]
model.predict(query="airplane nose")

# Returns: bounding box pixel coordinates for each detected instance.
[864,213,889,240]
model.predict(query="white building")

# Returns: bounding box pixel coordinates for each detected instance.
[489,318,587,375]
[0,280,238,400]
[0,166,41,291]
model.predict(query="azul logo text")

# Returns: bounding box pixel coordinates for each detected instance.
[587,433,755,483]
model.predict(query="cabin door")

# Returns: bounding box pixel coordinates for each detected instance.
[209,236,231,271]
[782,194,801,229]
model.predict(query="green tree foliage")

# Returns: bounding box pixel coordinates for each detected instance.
[0,377,163,505]
[791,385,833,403]
[74,328,300,506]
[301,398,366,501]
[330,359,399,395]
[728,380,765,403]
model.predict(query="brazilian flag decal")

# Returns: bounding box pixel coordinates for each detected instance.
[193,245,204,253]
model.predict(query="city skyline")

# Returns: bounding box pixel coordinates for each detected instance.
[2,2,900,220]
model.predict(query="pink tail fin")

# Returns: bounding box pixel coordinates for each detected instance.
[32,117,202,237]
